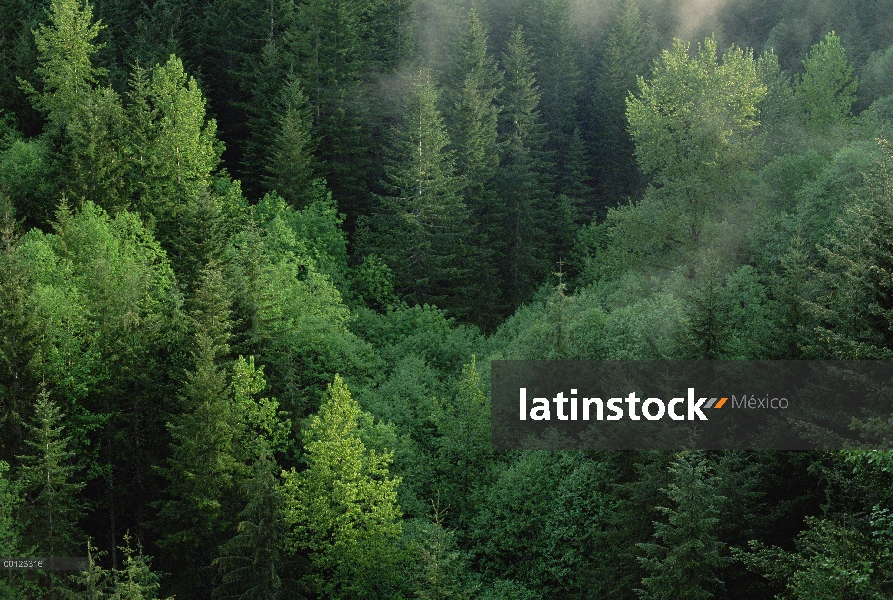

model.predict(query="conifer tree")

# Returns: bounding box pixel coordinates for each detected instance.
[29,0,106,125]
[111,533,170,600]
[0,460,24,599]
[637,451,727,600]
[593,0,655,200]
[213,445,304,600]
[446,6,502,219]
[62,541,112,600]
[128,55,221,243]
[373,69,472,315]
[262,75,318,209]
[156,265,237,599]
[28,0,128,212]
[497,26,552,310]
[17,387,86,558]
[282,375,402,600]
[0,197,34,460]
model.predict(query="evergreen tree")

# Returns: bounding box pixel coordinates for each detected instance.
[637,451,727,600]
[27,0,128,213]
[282,375,402,600]
[372,69,472,316]
[497,26,552,310]
[62,541,112,600]
[213,445,304,600]
[593,0,655,201]
[805,138,893,358]
[17,387,86,558]
[432,358,493,530]
[28,0,106,125]
[446,6,502,221]
[262,75,318,209]
[406,508,478,600]
[128,55,221,245]
[0,460,24,599]
[156,265,237,599]
[0,197,34,461]
[110,533,170,600]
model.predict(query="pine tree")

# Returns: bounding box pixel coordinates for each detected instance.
[373,69,471,315]
[0,460,24,599]
[637,451,728,600]
[282,375,402,600]
[497,26,552,310]
[406,507,478,600]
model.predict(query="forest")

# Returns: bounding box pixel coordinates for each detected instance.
[2,0,893,597]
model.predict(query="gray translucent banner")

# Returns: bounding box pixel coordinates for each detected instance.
[490,361,893,450]
[0,557,89,570]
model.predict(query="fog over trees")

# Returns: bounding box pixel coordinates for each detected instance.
[3,0,893,597]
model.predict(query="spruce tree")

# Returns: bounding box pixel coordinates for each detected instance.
[156,265,237,599]
[446,6,501,220]
[637,451,728,600]
[28,0,128,213]
[593,0,655,201]
[213,445,304,600]
[282,375,402,600]
[262,75,318,209]
[17,387,86,558]
[497,26,552,310]
[373,69,472,316]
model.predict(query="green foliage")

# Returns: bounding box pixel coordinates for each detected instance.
[404,510,478,600]
[128,55,221,237]
[794,32,858,130]
[471,451,618,597]
[17,387,86,557]
[496,25,553,310]
[626,36,766,226]
[27,0,106,124]
[432,358,493,529]
[282,375,402,599]
[371,69,472,315]
[593,0,656,200]
[262,76,318,209]
[214,447,304,600]
[637,451,728,600]
[804,138,893,358]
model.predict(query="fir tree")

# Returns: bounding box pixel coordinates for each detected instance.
[282,375,402,600]
[213,445,304,600]
[156,265,237,599]
[637,451,728,600]
[17,387,86,558]
[262,75,318,209]
[373,69,472,316]
[497,26,552,310]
